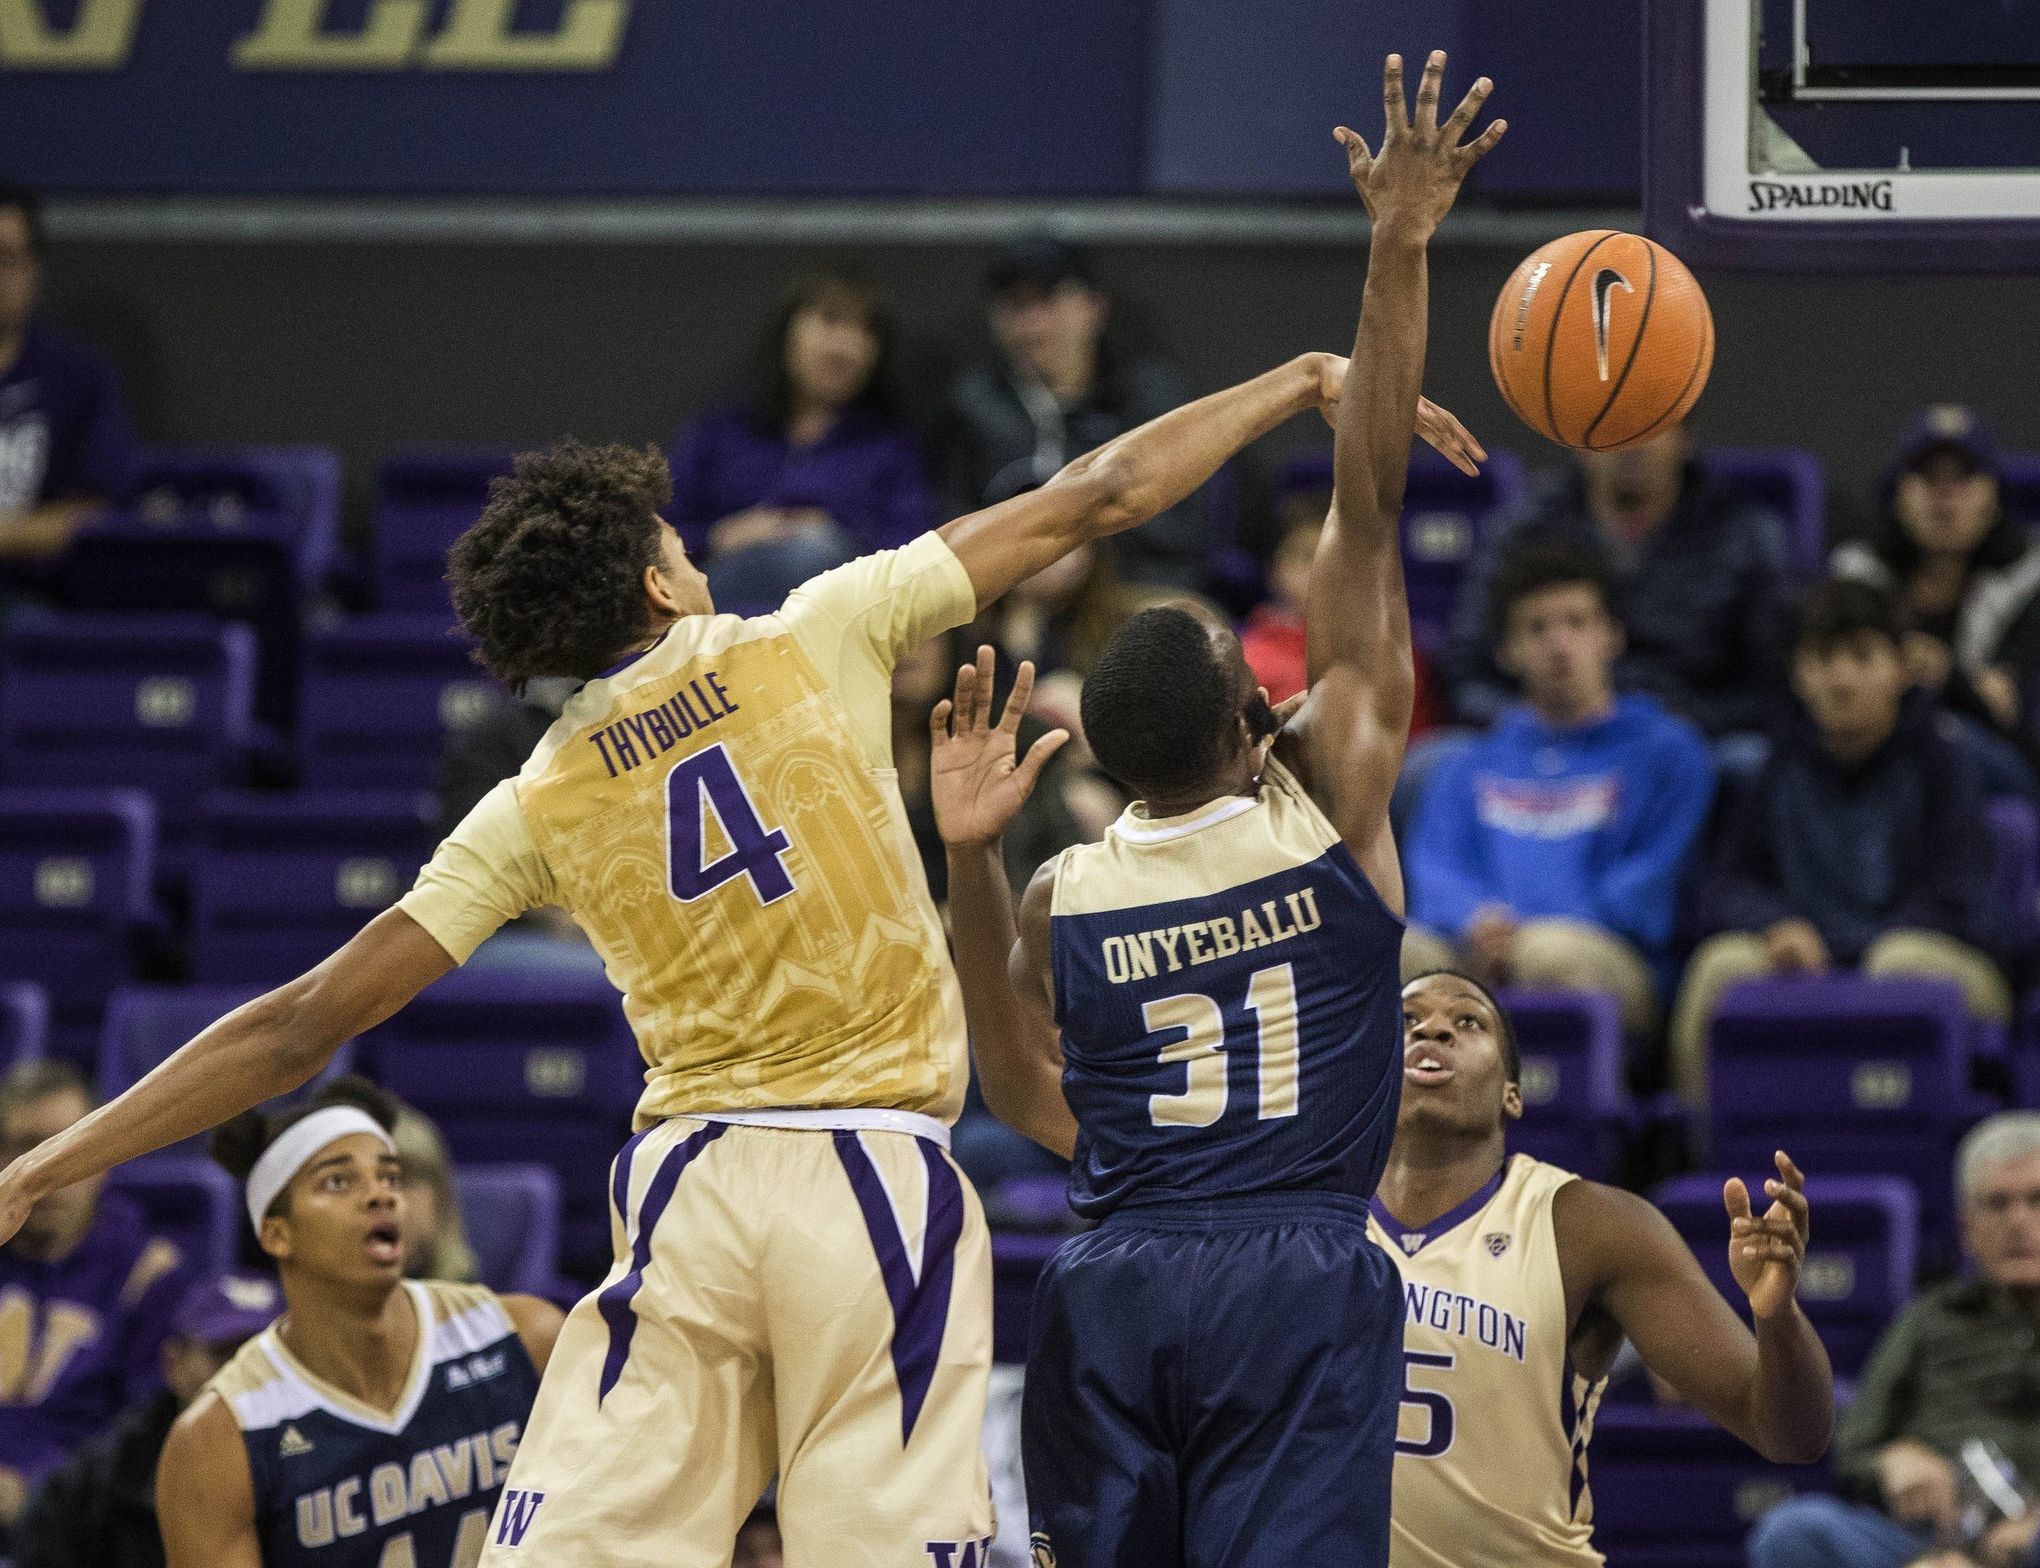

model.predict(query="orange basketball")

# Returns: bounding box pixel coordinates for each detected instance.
[1488,230,1714,451]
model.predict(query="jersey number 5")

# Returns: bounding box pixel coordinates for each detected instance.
[1396,1349,1456,1458]
[1145,963,1300,1128]
[666,744,797,905]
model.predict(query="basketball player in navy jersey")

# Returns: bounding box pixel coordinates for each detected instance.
[931,51,1506,1567]
[155,1079,562,1568]
[1376,972,1833,1568]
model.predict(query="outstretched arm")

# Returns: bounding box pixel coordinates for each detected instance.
[939,354,1339,611]
[932,649,1080,1158]
[0,910,455,1246]
[1562,1152,1833,1464]
[1279,52,1503,907]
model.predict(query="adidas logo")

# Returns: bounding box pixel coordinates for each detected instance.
[279,1425,315,1458]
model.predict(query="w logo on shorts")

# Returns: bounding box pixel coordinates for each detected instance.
[494,1489,546,1548]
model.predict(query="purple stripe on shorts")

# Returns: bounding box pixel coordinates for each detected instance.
[832,1131,965,1445]
[595,1122,725,1406]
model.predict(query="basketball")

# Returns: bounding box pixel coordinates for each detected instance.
[1487,229,1714,451]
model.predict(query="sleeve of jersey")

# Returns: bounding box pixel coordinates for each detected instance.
[395,778,556,964]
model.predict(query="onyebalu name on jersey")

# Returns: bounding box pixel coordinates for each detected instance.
[294,1421,521,1548]
[1401,1282,1529,1363]
[1101,887,1323,985]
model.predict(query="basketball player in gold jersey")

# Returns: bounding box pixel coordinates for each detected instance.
[1378,971,1834,1568]
[0,349,1483,1562]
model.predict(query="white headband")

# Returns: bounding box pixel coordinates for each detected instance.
[245,1107,396,1233]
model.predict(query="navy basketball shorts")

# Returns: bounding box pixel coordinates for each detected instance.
[1021,1192,1402,1568]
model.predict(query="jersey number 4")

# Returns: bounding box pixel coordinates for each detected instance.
[1145,963,1300,1128]
[665,744,797,905]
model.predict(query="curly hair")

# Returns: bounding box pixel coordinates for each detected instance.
[447,439,673,686]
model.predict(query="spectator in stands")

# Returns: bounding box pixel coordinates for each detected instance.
[11,1271,279,1568]
[0,182,139,570]
[943,236,1206,588]
[1832,406,2040,794]
[1242,491,1442,728]
[667,266,937,605]
[392,1105,479,1284]
[0,1062,186,1548]
[1670,580,2010,1105]
[1401,542,1714,1036]
[1444,422,1793,745]
[1747,1112,2040,1568]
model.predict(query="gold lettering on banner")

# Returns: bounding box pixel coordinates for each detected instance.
[233,0,428,69]
[0,0,144,69]
[422,0,629,70]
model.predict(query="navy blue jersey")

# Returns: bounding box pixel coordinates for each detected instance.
[1049,757,1405,1218]
[206,1280,539,1568]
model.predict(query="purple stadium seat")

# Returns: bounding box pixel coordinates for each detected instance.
[990,1230,1065,1366]
[0,615,257,863]
[1651,1173,1918,1379]
[98,984,360,1153]
[190,789,436,984]
[1998,453,2040,532]
[1590,1403,1832,1568]
[1707,977,1976,1248]
[372,449,516,616]
[1276,446,1526,651]
[2012,992,2040,1110]
[108,1154,241,1281]
[1696,447,1826,573]
[1495,987,1632,1180]
[0,981,48,1070]
[0,788,155,1058]
[61,447,341,728]
[300,615,494,790]
[359,967,641,1276]
[457,1163,564,1298]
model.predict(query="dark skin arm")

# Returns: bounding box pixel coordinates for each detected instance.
[1557,1151,1833,1464]
[931,648,1081,1159]
[0,909,456,1245]
[157,1393,264,1568]
[1275,52,1504,911]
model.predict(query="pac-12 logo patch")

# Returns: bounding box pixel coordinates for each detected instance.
[1031,1532,1058,1568]
[1484,1232,1511,1257]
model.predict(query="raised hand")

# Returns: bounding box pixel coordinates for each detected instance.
[1334,50,1506,240]
[1311,352,1486,475]
[1724,1150,1811,1321]
[930,645,1070,848]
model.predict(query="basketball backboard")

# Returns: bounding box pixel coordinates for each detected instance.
[1645,0,2040,271]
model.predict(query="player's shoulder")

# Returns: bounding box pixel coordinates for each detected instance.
[417,1278,518,1346]
[200,1332,293,1431]
[781,532,965,627]
[1550,1172,1689,1282]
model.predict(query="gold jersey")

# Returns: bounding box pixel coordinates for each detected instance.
[397,534,977,1126]
[1368,1154,1607,1568]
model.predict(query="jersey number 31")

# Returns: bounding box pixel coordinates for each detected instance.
[666,744,797,905]
[1145,963,1300,1128]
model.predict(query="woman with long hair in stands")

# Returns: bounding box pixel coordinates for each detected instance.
[665,264,939,605]
[390,1106,480,1285]
[156,1076,561,1568]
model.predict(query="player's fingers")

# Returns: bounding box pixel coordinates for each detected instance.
[972,644,997,731]
[1458,118,1508,167]
[1382,54,1407,133]
[1004,660,1037,733]
[1272,690,1309,727]
[1776,1149,1806,1190]
[1722,1176,1752,1223]
[930,697,953,744]
[1015,729,1072,789]
[1441,74,1492,142]
[1770,1179,1812,1232]
[950,661,978,732]
[1415,49,1445,130]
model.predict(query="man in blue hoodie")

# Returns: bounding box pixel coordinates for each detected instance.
[1670,578,2011,1105]
[1403,540,1715,1036]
